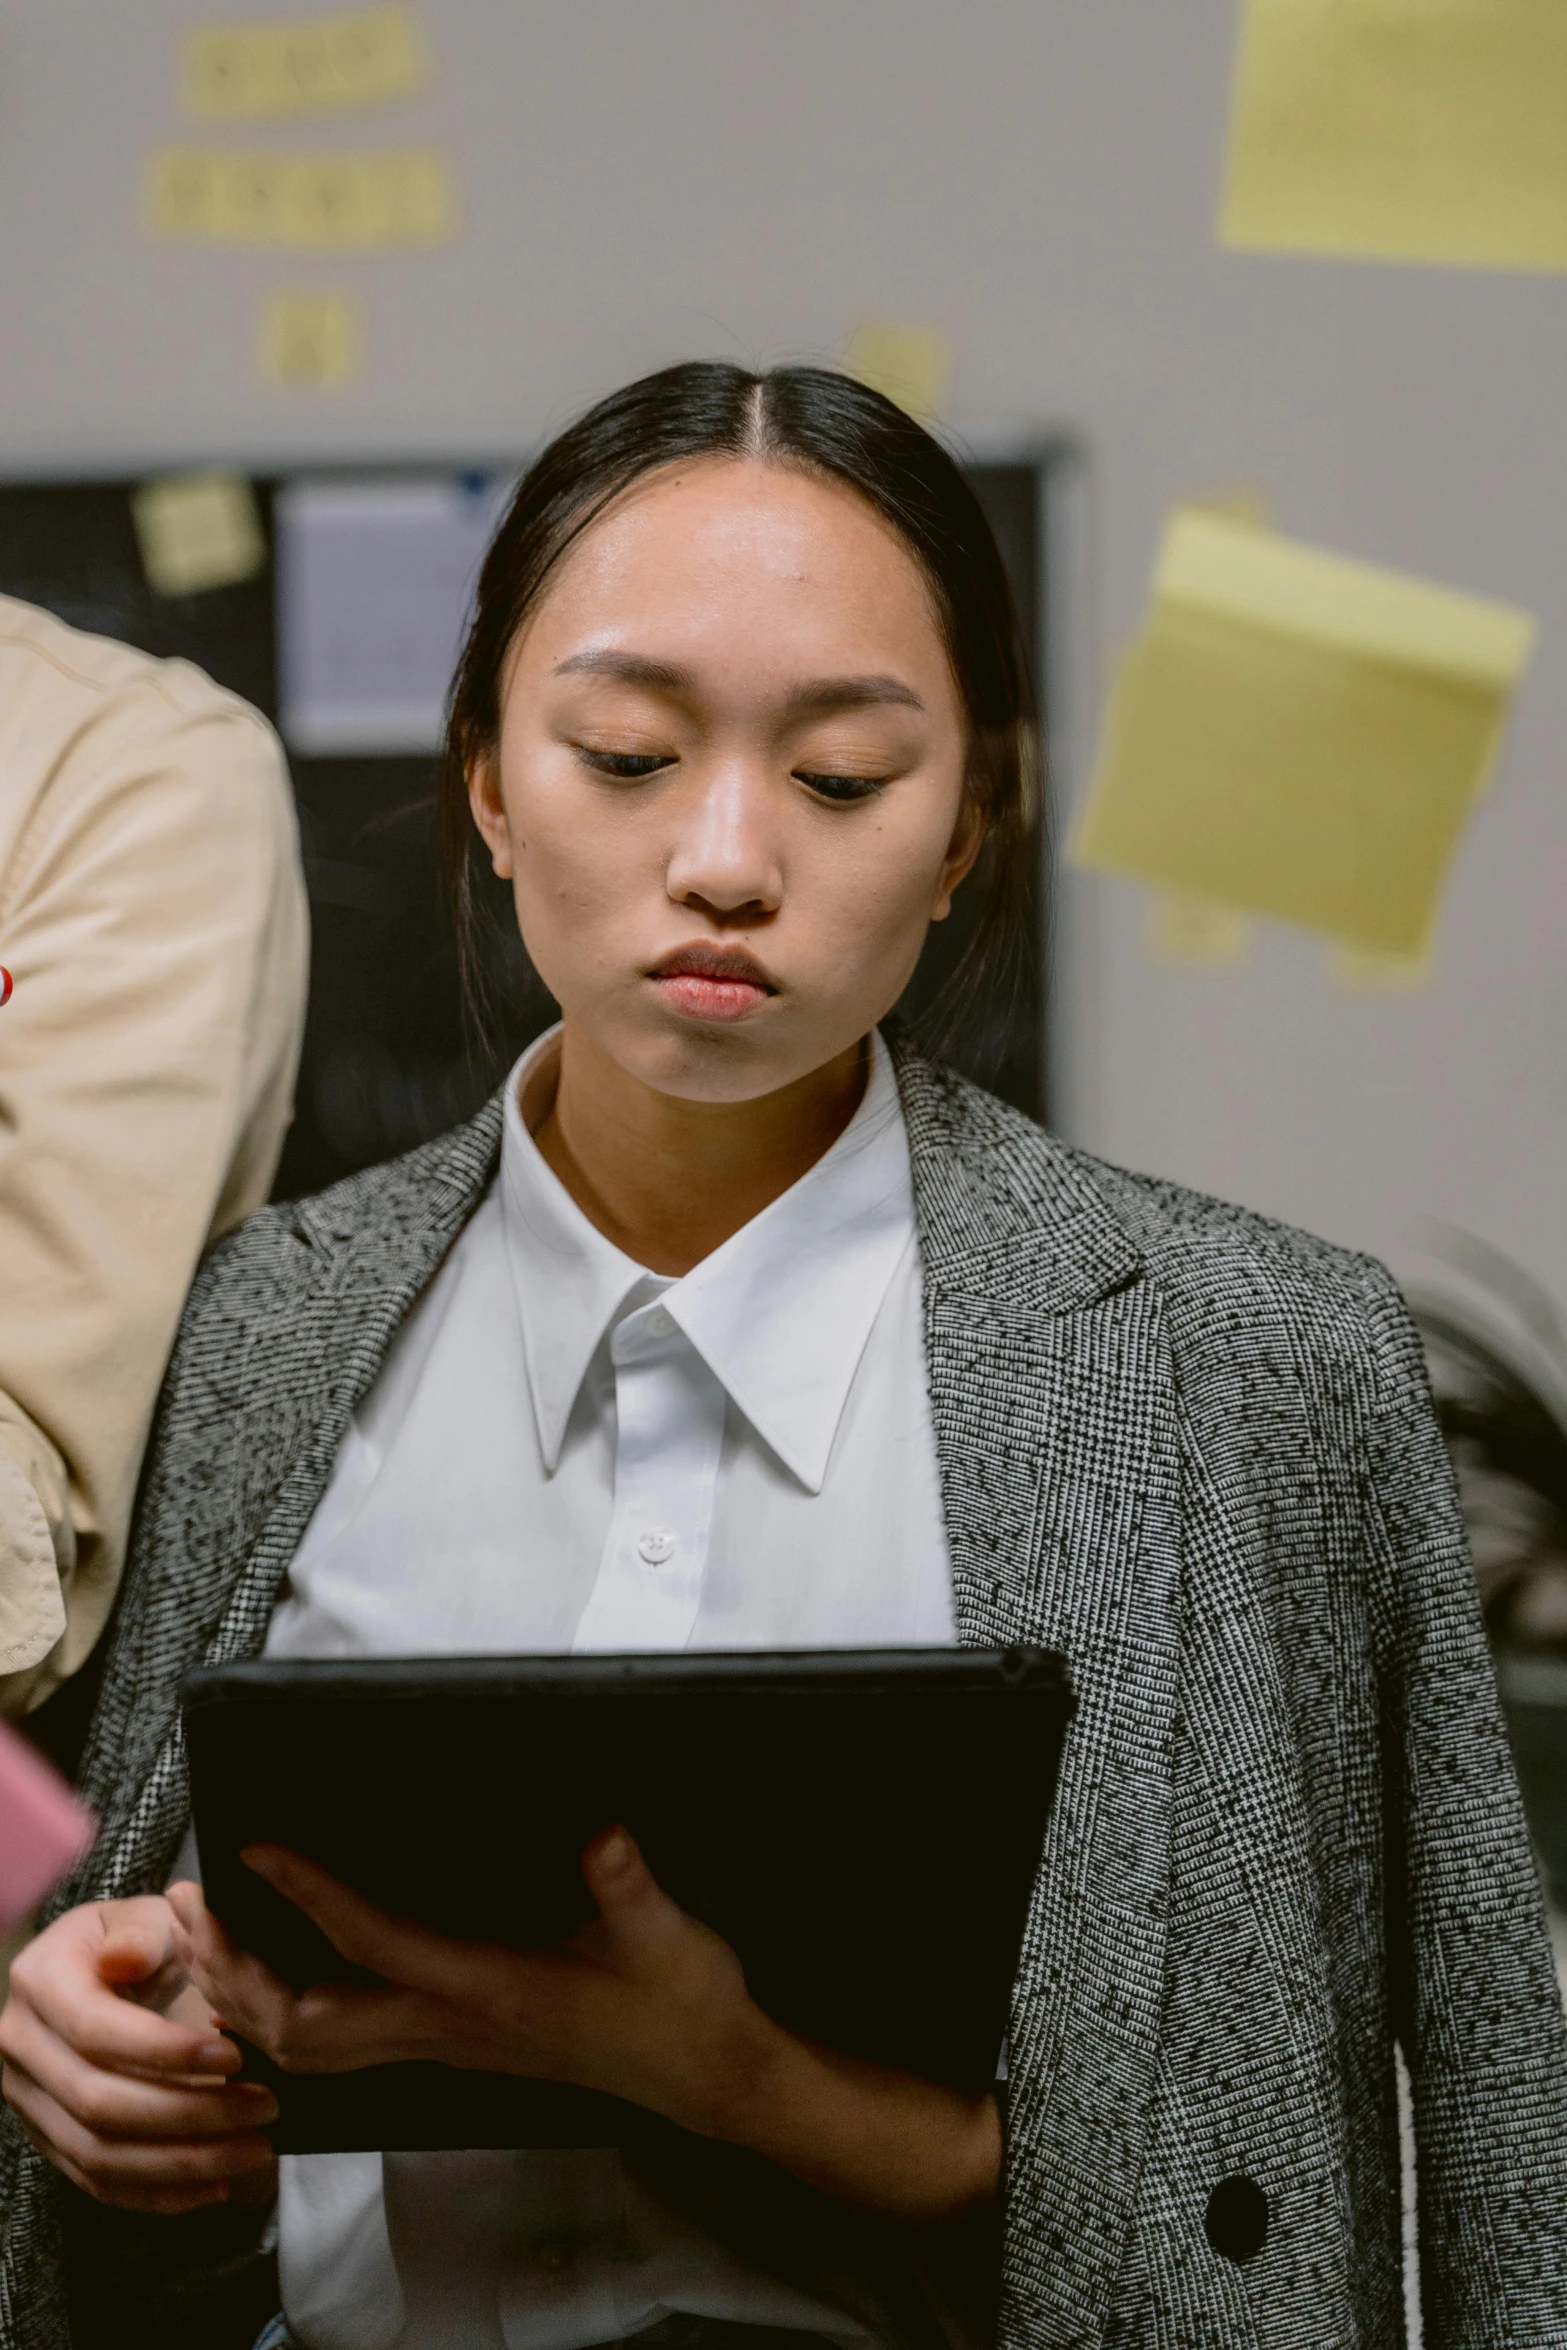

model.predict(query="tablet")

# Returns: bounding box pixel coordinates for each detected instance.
[182,1645,1074,2154]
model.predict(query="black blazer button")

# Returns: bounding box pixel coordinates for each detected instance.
[1205,2176,1268,2263]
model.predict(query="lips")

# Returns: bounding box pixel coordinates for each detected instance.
[648,944,777,1025]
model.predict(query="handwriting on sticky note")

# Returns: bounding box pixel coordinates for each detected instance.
[1072,510,1535,957]
[182,4,430,120]
[0,1724,95,1930]
[132,474,266,598]
[259,288,363,388]
[1147,890,1254,970]
[843,323,953,422]
[1221,0,1567,275]
[146,146,456,250]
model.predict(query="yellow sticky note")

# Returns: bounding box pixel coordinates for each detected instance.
[1326,940,1435,992]
[132,474,265,597]
[1221,0,1567,275]
[1147,891,1254,969]
[145,147,456,251]
[843,323,953,422]
[1186,489,1275,533]
[1072,510,1535,957]
[181,5,430,120]
[259,288,363,388]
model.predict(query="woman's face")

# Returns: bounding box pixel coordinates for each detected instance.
[470,455,979,1104]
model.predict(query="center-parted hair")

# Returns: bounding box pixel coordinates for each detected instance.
[439,360,1040,1052]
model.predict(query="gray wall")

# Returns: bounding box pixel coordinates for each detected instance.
[5,0,1566,1317]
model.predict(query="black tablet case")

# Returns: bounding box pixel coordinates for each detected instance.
[181,1646,1073,2153]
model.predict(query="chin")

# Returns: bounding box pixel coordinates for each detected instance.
[615,1003,824,1105]
[643,1035,803,1105]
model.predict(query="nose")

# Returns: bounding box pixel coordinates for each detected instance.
[663,764,783,925]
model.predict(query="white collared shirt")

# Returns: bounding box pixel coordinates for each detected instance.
[260,1026,954,2350]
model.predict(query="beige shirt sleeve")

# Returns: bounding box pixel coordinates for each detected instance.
[0,600,309,1715]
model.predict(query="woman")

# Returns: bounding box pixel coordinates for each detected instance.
[2,363,1565,2350]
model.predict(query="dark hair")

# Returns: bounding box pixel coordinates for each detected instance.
[439,360,1040,1057]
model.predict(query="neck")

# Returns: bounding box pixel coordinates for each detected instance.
[531,1025,870,1277]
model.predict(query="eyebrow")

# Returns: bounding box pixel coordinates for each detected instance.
[551,648,925,715]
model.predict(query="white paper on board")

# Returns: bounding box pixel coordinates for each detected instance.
[275,473,514,755]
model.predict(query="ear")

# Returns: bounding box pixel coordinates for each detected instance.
[467,755,514,881]
[930,792,986,923]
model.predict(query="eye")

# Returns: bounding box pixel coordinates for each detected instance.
[794,770,886,805]
[576,749,673,780]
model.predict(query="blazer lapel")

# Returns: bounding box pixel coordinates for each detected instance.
[66,1100,505,1913]
[896,1046,1183,2349]
[200,1099,507,1674]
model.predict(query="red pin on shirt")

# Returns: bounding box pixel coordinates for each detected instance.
[0,968,11,1006]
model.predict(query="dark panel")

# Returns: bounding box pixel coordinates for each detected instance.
[0,454,1052,1203]
[0,479,276,713]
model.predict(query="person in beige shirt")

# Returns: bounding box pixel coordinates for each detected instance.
[0,594,308,1719]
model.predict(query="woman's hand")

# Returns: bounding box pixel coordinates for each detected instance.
[172,1832,1000,2224]
[172,1831,765,2122]
[0,1897,279,2213]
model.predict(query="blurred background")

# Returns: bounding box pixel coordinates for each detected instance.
[2,1,1566,1924]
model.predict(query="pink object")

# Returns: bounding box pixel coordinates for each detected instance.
[0,967,11,1006]
[0,1722,95,1928]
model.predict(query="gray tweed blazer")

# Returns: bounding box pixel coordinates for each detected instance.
[4,1044,1566,2350]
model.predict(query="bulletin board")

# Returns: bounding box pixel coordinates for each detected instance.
[0,450,1062,1202]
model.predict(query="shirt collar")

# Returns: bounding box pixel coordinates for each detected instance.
[499,1027,916,1493]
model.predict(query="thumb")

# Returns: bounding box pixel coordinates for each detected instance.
[95,1905,178,1990]
[581,1828,684,1963]
[165,1879,204,1968]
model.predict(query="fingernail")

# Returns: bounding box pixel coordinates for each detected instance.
[196,2041,238,2072]
[599,1830,632,1874]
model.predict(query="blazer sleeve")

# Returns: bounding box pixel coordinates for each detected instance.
[1364,1267,1567,2348]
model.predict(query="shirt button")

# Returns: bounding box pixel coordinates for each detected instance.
[637,1528,678,1566]
[644,1306,675,1339]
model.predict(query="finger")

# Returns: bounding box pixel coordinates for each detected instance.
[90,1900,199,2021]
[173,1880,308,2058]
[11,1919,238,2081]
[165,1880,202,1962]
[8,2067,275,2208]
[189,1948,301,2062]
[163,1976,230,2040]
[1,2003,278,2141]
[14,2111,234,2216]
[269,1984,463,2074]
[84,1898,182,1991]
[242,1847,469,1995]
[160,1887,213,2018]
[5,1898,184,2026]
[19,1967,235,2081]
[175,1879,240,1981]
[580,1828,686,1961]
[6,2053,276,2177]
